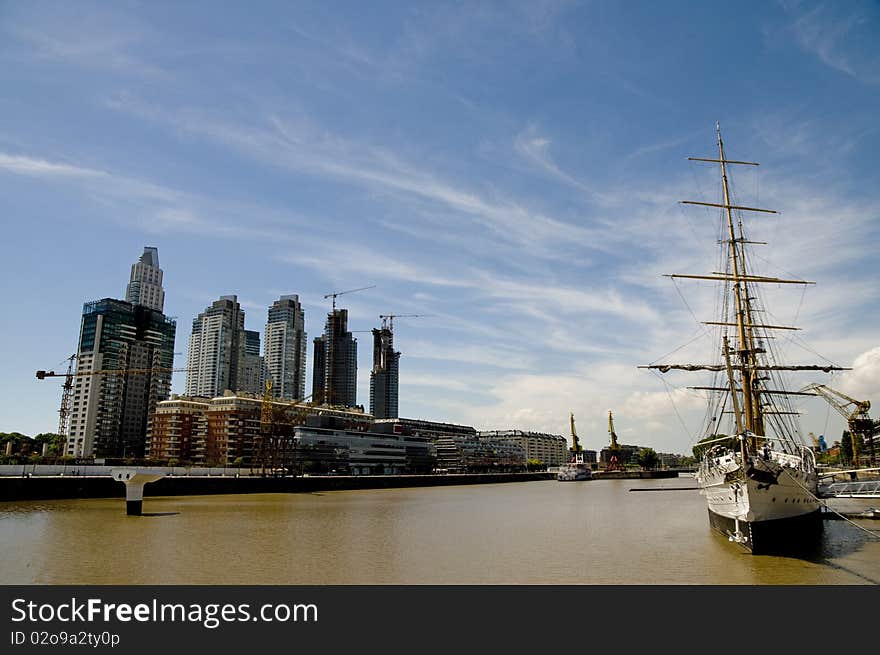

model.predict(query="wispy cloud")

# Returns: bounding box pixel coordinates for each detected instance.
[103,95,620,262]
[781,1,880,84]
[0,152,178,201]
[2,3,168,78]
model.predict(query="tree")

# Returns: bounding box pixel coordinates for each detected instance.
[840,431,862,466]
[637,448,659,470]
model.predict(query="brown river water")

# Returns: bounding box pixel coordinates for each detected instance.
[1,477,878,584]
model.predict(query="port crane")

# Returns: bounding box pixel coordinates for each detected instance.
[36,357,191,443]
[569,412,582,453]
[800,383,878,466]
[605,410,626,471]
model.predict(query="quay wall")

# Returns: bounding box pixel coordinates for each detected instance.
[592,470,681,480]
[0,471,555,502]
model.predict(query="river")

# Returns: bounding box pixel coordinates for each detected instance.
[1,477,878,584]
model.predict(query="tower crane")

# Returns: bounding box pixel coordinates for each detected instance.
[379,314,428,332]
[36,361,192,444]
[320,285,373,406]
[323,285,375,311]
[800,383,877,466]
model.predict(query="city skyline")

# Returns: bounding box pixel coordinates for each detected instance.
[2,1,879,455]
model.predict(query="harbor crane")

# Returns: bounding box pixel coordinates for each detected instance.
[800,383,878,466]
[605,410,626,472]
[36,357,192,443]
[323,285,375,311]
[569,412,582,453]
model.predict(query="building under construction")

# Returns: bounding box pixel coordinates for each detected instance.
[369,325,399,419]
[312,308,358,407]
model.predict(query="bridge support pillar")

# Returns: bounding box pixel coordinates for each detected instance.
[110,468,165,516]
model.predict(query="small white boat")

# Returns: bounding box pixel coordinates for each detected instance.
[557,453,591,481]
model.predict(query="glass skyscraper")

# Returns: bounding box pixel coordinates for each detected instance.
[66,247,176,458]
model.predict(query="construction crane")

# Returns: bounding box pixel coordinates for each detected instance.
[378,314,428,331]
[36,360,192,444]
[605,410,625,472]
[323,285,375,311]
[800,383,877,466]
[254,380,313,476]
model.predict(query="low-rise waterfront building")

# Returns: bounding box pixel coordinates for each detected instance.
[295,426,434,475]
[478,430,568,467]
[148,396,209,463]
[435,434,526,473]
[148,392,371,466]
[371,417,477,439]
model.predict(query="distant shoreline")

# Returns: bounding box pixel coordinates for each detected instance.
[0,469,687,502]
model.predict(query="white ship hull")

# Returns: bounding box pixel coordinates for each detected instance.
[696,447,822,553]
[557,463,591,481]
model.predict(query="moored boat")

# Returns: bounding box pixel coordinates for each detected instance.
[642,124,846,553]
[557,455,592,481]
[558,413,592,481]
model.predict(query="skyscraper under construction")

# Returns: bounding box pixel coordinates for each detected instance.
[370,325,399,419]
[312,309,358,407]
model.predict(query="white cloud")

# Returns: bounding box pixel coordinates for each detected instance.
[837,346,880,402]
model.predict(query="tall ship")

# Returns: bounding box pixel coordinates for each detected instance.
[643,124,847,553]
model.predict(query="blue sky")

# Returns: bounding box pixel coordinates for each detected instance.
[1,0,879,455]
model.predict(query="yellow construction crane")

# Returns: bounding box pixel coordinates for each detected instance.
[254,380,314,476]
[36,359,191,443]
[800,383,877,466]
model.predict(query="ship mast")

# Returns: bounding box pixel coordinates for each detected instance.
[716,124,763,439]
[640,124,850,452]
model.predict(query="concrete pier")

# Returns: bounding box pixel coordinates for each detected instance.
[110,468,166,515]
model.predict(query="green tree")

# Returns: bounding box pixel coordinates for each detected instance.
[839,431,863,466]
[33,432,64,457]
[636,448,659,470]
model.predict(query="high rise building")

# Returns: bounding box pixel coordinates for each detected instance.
[125,246,165,312]
[369,326,399,419]
[185,295,248,398]
[66,299,176,458]
[66,246,175,459]
[311,309,358,407]
[264,295,307,400]
[240,329,264,395]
